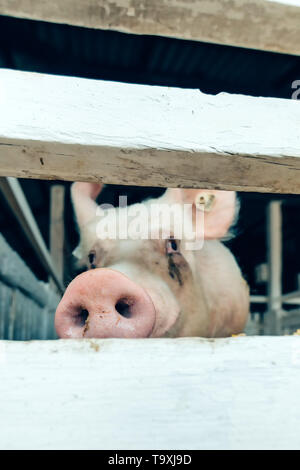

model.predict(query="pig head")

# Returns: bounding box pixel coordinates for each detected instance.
[55,182,249,339]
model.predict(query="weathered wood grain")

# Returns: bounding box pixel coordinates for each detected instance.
[0,233,46,307]
[49,184,65,289]
[0,278,58,340]
[0,233,59,340]
[0,0,300,55]
[0,69,300,193]
[0,177,64,292]
[0,336,300,449]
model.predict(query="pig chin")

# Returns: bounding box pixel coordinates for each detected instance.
[137,285,181,338]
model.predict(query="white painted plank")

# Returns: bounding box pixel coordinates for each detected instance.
[0,337,300,450]
[0,0,300,55]
[0,69,300,193]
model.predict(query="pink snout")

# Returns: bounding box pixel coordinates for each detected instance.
[55,268,156,338]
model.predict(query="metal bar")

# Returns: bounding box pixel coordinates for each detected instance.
[281,290,300,302]
[251,294,300,305]
[250,295,268,303]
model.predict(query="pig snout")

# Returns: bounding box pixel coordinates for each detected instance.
[55,268,156,339]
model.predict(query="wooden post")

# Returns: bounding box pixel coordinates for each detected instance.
[265,201,283,334]
[49,185,65,290]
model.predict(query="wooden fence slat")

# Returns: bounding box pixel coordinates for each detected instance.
[0,177,64,292]
[0,337,300,449]
[0,0,300,55]
[0,233,47,307]
[0,69,300,193]
[0,283,12,338]
[0,233,60,340]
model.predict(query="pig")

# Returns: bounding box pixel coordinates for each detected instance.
[55,182,249,339]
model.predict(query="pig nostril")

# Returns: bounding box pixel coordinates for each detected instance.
[76,309,89,327]
[115,300,132,318]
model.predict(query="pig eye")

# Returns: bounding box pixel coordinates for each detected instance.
[88,250,96,269]
[166,238,179,254]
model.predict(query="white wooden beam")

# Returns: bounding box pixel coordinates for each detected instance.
[0,177,64,292]
[0,337,300,450]
[0,69,300,193]
[0,0,300,55]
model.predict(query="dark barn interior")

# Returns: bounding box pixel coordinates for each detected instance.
[0,14,299,327]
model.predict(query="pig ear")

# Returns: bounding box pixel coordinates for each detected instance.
[193,190,237,239]
[71,182,103,231]
[164,189,237,239]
